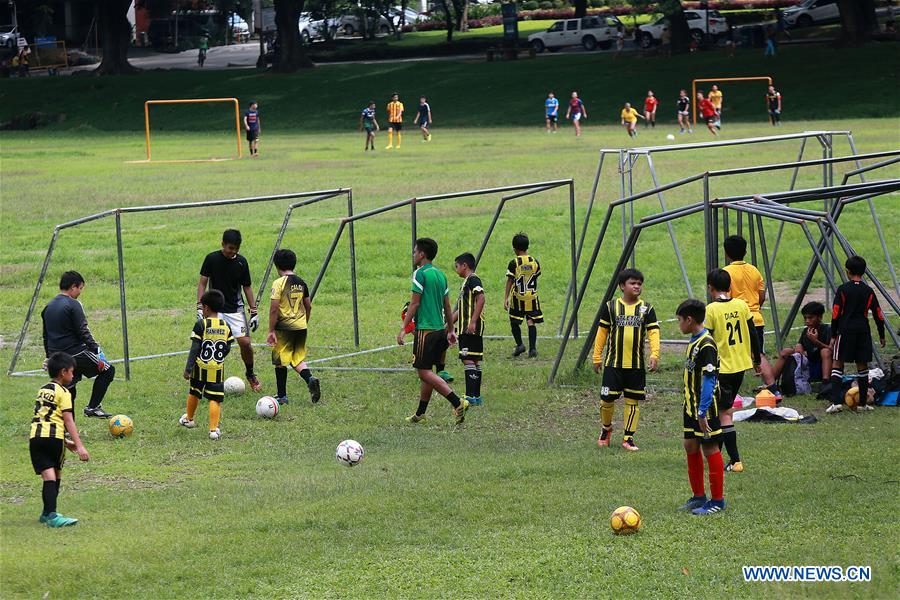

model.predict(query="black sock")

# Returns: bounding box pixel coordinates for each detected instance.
[436,362,445,373]
[89,364,115,409]
[275,367,288,398]
[722,425,740,463]
[858,371,869,406]
[445,391,461,409]
[510,320,523,346]
[416,400,429,417]
[56,478,61,494]
[42,480,57,515]
[830,369,843,403]
[528,325,537,351]
[245,363,255,378]
[464,364,477,397]
[474,366,482,397]
[299,368,313,384]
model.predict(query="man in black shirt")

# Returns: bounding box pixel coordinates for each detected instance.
[41,271,115,418]
[197,229,262,391]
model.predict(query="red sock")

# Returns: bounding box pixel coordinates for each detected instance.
[686,451,705,497]
[707,450,725,501]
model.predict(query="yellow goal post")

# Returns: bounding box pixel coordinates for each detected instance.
[143,98,243,161]
[691,77,772,126]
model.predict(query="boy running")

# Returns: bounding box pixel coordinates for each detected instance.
[266,249,321,406]
[451,253,486,406]
[676,90,692,134]
[766,86,782,126]
[385,93,404,149]
[704,269,760,473]
[397,238,469,424]
[30,352,90,527]
[675,299,726,516]
[179,290,234,440]
[545,92,559,133]
[504,233,542,358]
[697,92,719,136]
[566,92,587,137]
[198,229,262,392]
[592,269,660,451]
[708,84,723,128]
[620,102,644,138]
[360,101,379,151]
[827,255,887,413]
[243,101,260,157]
[772,301,832,383]
[643,91,658,128]
[417,96,432,142]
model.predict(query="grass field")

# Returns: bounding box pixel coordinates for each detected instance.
[2,53,900,597]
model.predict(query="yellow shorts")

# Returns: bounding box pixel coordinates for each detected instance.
[272,329,308,367]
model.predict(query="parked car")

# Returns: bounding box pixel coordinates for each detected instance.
[781,0,841,29]
[228,14,249,37]
[317,10,393,38]
[528,16,625,53]
[0,25,20,49]
[637,10,728,48]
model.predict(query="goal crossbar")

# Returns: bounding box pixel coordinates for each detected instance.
[143,97,243,161]
[691,76,772,126]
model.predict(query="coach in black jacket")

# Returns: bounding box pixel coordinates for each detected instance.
[41,271,115,418]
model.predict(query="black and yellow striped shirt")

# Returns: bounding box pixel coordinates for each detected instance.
[30,382,73,440]
[593,298,660,370]
[455,274,485,336]
[683,330,720,418]
[190,317,234,383]
[506,255,541,310]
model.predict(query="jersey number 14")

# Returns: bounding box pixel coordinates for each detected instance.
[514,275,537,295]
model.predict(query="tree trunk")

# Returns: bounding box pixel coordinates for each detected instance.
[573,0,587,19]
[96,0,138,75]
[666,7,691,54]
[395,0,408,39]
[440,0,454,42]
[273,0,314,72]
[460,0,469,33]
[837,0,877,45]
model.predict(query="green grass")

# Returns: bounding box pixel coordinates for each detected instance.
[1,62,899,597]
[1,43,898,133]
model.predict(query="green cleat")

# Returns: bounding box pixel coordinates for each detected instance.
[39,513,49,524]
[405,414,428,424]
[437,370,454,383]
[454,399,470,425]
[45,512,78,527]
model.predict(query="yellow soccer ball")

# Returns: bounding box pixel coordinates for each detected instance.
[610,506,641,535]
[108,415,134,439]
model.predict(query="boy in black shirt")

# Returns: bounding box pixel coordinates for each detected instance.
[772,301,832,383]
[451,253,485,406]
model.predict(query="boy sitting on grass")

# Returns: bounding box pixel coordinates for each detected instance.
[772,301,832,384]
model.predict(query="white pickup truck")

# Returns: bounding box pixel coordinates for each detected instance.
[528,16,625,53]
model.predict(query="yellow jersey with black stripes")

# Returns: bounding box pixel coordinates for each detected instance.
[455,273,485,336]
[705,296,755,374]
[271,273,309,331]
[387,100,404,123]
[593,298,660,370]
[506,255,541,310]
[683,330,720,418]
[191,317,234,383]
[30,382,72,440]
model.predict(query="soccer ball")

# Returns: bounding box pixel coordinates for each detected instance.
[666,134,676,141]
[610,506,641,535]
[224,376,245,395]
[255,396,279,419]
[108,415,134,439]
[336,439,364,467]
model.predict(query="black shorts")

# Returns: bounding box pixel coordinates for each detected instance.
[457,334,484,362]
[833,332,873,364]
[704,115,716,124]
[417,117,429,127]
[30,437,66,474]
[388,121,403,131]
[247,129,259,142]
[600,367,646,401]
[412,329,448,370]
[189,378,225,403]
[683,410,723,441]
[717,371,744,412]
[755,326,766,355]
[547,114,558,123]
[509,296,543,324]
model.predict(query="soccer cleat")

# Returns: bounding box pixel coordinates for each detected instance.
[825,403,843,414]
[39,513,49,524]
[84,406,112,419]
[275,396,289,406]
[860,404,874,411]
[467,396,483,406]
[405,414,427,424]
[437,370,454,383]
[454,399,470,425]
[247,374,262,392]
[726,461,744,473]
[45,512,78,527]
[307,377,321,404]
[209,428,221,440]
[528,348,538,359]
[692,499,726,515]
[621,438,639,451]
[179,414,197,428]
[512,345,527,357]
[385,145,393,150]
[597,427,612,447]
[678,495,707,511]
[427,133,432,141]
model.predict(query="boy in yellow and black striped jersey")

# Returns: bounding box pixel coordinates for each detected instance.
[592,269,660,451]
[266,249,321,405]
[179,290,234,440]
[452,253,486,406]
[504,232,542,358]
[29,352,90,527]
